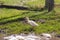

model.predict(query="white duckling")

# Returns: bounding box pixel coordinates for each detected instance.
[25,17,39,27]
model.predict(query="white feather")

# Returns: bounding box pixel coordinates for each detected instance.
[28,20,39,26]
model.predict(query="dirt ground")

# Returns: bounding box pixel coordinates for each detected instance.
[51,37,60,40]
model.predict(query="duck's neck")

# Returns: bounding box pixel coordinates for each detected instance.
[26,19,30,22]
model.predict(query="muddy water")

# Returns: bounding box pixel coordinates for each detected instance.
[3,33,41,40]
[0,33,60,40]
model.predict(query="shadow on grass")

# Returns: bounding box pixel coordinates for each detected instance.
[0,11,59,25]
[0,14,25,25]
[0,15,21,20]
[0,5,29,10]
[0,12,48,25]
[0,5,47,25]
[0,5,44,12]
[0,17,24,25]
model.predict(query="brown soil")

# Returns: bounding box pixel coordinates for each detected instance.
[51,37,60,40]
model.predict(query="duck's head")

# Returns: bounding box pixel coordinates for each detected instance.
[25,17,29,20]
[24,17,29,22]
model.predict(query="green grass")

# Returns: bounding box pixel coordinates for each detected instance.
[0,0,60,35]
[55,0,60,4]
[0,0,60,5]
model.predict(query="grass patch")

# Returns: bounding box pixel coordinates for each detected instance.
[0,0,60,35]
